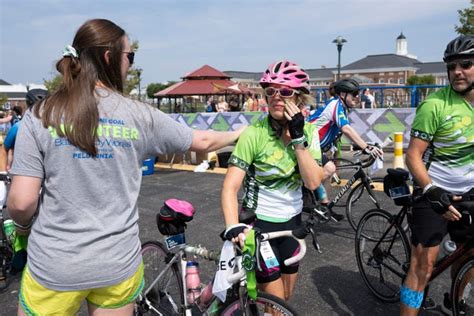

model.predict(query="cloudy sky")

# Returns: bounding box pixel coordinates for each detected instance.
[0,0,469,86]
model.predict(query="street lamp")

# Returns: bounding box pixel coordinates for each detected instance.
[332,36,347,81]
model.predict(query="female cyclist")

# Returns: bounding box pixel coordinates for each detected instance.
[7,19,243,316]
[221,60,324,301]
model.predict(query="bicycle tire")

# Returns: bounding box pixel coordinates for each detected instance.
[355,209,410,303]
[140,241,184,315]
[217,291,298,316]
[346,177,397,232]
[450,257,474,316]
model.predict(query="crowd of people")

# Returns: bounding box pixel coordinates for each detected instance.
[1,16,472,316]
[206,93,268,113]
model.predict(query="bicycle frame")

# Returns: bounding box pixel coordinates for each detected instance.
[140,243,222,316]
[328,162,379,209]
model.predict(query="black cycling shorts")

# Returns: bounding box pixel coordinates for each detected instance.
[409,197,448,247]
[253,214,302,283]
[409,189,474,247]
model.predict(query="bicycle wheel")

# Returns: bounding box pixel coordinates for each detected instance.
[346,177,394,232]
[217,291,298,316]
[450,257,474,316]
[355,209,410,303]
[141,241,184,315]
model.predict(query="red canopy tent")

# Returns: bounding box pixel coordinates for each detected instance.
[155,65,250,112]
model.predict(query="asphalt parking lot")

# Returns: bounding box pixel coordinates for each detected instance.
[0,163,450,315]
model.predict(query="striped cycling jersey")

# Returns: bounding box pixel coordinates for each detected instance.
[228,116,321,221]
[307,97,350,151]
[410,86,474,194]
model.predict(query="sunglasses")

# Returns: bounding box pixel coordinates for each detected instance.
[123,51,135,65]
[350,91,359,98]
[264,87,299,98]
[446,60,472,71]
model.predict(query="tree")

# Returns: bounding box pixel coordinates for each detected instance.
[407,75,437,101]
[146,81,177,99]
[146,83,165,99]
[455,1,474,35]
[43,74,63,93]
[124,40,140,96]
[0,93,8,109]
[407,75,435,86]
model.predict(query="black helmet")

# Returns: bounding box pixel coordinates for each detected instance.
[334,79,360,95]
[26,89,47,107]
[443,35,474,62]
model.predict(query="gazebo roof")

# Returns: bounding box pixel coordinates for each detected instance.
[156,65,245,97]
[182,65,231,79]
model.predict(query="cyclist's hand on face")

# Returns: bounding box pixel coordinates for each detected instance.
[224,224,249,247]
[424,185,461,220]
[363,145,383,160]
[443,195,462,221]
[284,101,305,140]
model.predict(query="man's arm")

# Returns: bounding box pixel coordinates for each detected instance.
[406,137,431,188]
[190,127,245,153]
[341,125,368,149]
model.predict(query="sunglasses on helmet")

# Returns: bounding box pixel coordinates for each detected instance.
[264,87,299,98]
[446,60,472,72]
[123,51,135,65]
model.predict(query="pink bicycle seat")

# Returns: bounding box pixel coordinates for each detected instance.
[164,199,196,218]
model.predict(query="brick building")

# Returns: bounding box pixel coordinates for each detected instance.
[225,33,446,90]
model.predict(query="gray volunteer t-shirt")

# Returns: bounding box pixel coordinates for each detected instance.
[10,89,193,290]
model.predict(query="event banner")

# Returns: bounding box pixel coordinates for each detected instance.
[170,108,416,148]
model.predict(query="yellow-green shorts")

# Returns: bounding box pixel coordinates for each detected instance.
[19,262,144,315]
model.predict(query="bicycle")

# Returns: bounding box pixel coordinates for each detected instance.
[0,173,13,291]
[355,168,474,315]
[135,200,315,316]
[310,138,394,232]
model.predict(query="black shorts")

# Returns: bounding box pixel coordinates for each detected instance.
[409,197,448,247]
[409,189,474,247]
[254,214,302,283]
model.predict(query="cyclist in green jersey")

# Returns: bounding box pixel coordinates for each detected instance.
[221,60,324,302]
[402,35,474,315]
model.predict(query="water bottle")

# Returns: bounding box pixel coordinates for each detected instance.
[442,239,456,256]
[185,261,201,304]
[3,219,16,246]
[197,281,214,310]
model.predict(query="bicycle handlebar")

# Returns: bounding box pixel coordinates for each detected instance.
[353,136,393,168]
[184,245,220,263]
[226,229,307,284]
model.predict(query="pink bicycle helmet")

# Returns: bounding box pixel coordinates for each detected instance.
[260,60,310,94]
